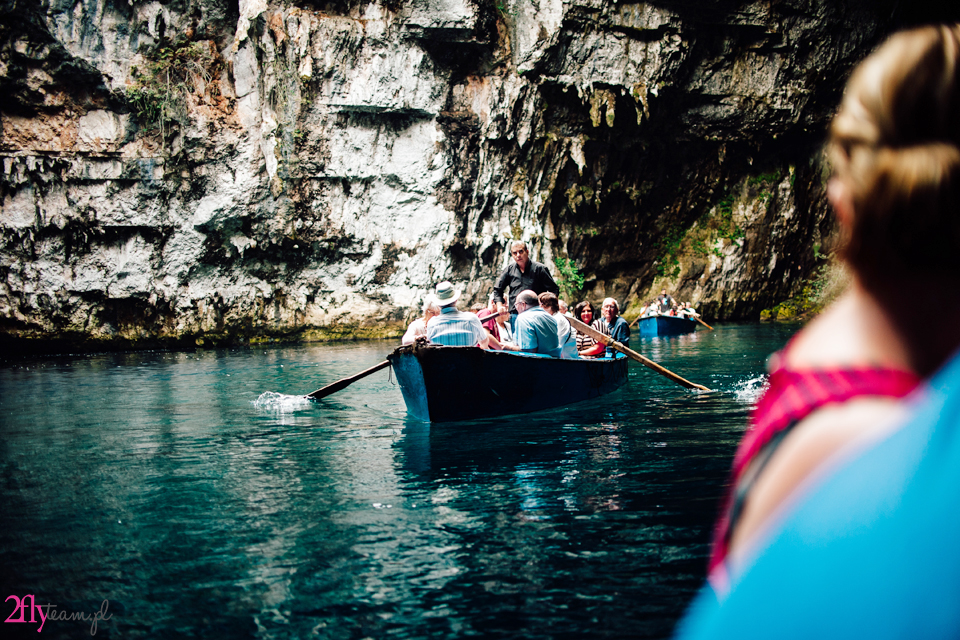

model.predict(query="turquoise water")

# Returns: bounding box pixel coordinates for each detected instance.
[0,323,797,639]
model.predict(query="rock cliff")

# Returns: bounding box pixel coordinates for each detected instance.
[0,0,954,351]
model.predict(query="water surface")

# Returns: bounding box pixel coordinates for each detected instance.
[0,323,797,639]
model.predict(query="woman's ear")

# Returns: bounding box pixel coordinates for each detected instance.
[827,177,855,231]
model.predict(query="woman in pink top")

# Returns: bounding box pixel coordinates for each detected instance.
[710,24,960,589]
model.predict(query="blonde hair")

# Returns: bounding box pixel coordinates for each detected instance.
[829,24,960,284]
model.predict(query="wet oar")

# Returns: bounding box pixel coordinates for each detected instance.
[566,317,711,391]
[306,360,391,400]
[695,316,714,331]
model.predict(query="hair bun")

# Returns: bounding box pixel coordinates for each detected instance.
[830,25,960,283]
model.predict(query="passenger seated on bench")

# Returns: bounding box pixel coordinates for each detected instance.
[402,295,441,344]
[477,307,511,350]
[501,290,561,358]
[679,302,699,318]
[595,297,631,350]
[426,281,489,349]
[574,301,605,358]
[539,292,579,359]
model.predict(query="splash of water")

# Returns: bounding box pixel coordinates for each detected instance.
[253,391,313,412]
[732,375,768,405]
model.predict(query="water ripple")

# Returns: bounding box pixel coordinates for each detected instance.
[733,374,769,405]
[253,391,313,412]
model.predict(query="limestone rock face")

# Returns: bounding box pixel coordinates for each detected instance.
[0,0,940,350]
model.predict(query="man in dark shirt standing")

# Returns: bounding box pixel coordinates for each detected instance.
[493,241,560,328]
[658,289,675,314]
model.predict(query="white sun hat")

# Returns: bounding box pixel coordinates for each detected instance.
[435,281,461,305]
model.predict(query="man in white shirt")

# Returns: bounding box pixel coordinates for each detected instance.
[426,282,489,348]
[539,292,578,359]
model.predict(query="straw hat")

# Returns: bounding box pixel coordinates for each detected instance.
[435,281,461,305]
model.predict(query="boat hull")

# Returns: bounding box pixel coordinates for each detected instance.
[636,315,698,337]
[387,345,629,422]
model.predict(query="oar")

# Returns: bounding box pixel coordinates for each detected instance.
[566,316,712,391]
[695,316,714,331]
[306,360,391,400]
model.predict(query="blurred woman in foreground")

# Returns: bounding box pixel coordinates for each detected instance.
[705,24,960,591]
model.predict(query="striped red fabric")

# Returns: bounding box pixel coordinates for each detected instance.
[734,367,920,478]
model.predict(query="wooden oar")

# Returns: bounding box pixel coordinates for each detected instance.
[695,316,714,331]
[306,359,391,400]
[566,316,712,391]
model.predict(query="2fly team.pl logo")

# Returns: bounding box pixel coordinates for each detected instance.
[5,594,112,635]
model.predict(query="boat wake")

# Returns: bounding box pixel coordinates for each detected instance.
[253,391,313,412]
[732,375,768,405]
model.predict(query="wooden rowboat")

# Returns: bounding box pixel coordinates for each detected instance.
[636,315,699,337]
[387,343,629,422]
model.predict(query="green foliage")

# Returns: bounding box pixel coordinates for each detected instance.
[760,263,834,322]
[125,41,214,143]
[555,257,586,303]
[654,224,685,277]
[747,171,782,186]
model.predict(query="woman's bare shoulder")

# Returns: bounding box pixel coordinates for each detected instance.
[728,396,911,571]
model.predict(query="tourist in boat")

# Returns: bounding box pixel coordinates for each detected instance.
[687,23,960,609]
[657,289,675,313]
[495,307,515,346]
[559,299,572,317]
[500,290,561,357]
[492,241,560,329]
[402,294,441,344]
[539,292,579,359]
[574,301,605,358]
[477,307,511,350]
[594,297,630,351]
[426,281,489,349]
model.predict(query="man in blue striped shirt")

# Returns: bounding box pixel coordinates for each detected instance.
[426,282,490,348]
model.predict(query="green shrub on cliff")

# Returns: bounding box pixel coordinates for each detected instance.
[555,257,585,303]
[125,41,215,141]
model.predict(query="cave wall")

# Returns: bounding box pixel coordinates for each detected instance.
[0,0,952,350]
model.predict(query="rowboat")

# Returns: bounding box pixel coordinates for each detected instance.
[636,315,699,337]
[387,343,629,422]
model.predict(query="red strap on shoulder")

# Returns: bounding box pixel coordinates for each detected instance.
[708,365,920,576]
[733,367,920,478]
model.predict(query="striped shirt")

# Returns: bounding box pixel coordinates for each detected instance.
[426,307,487,347]
[576,328,597,352]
